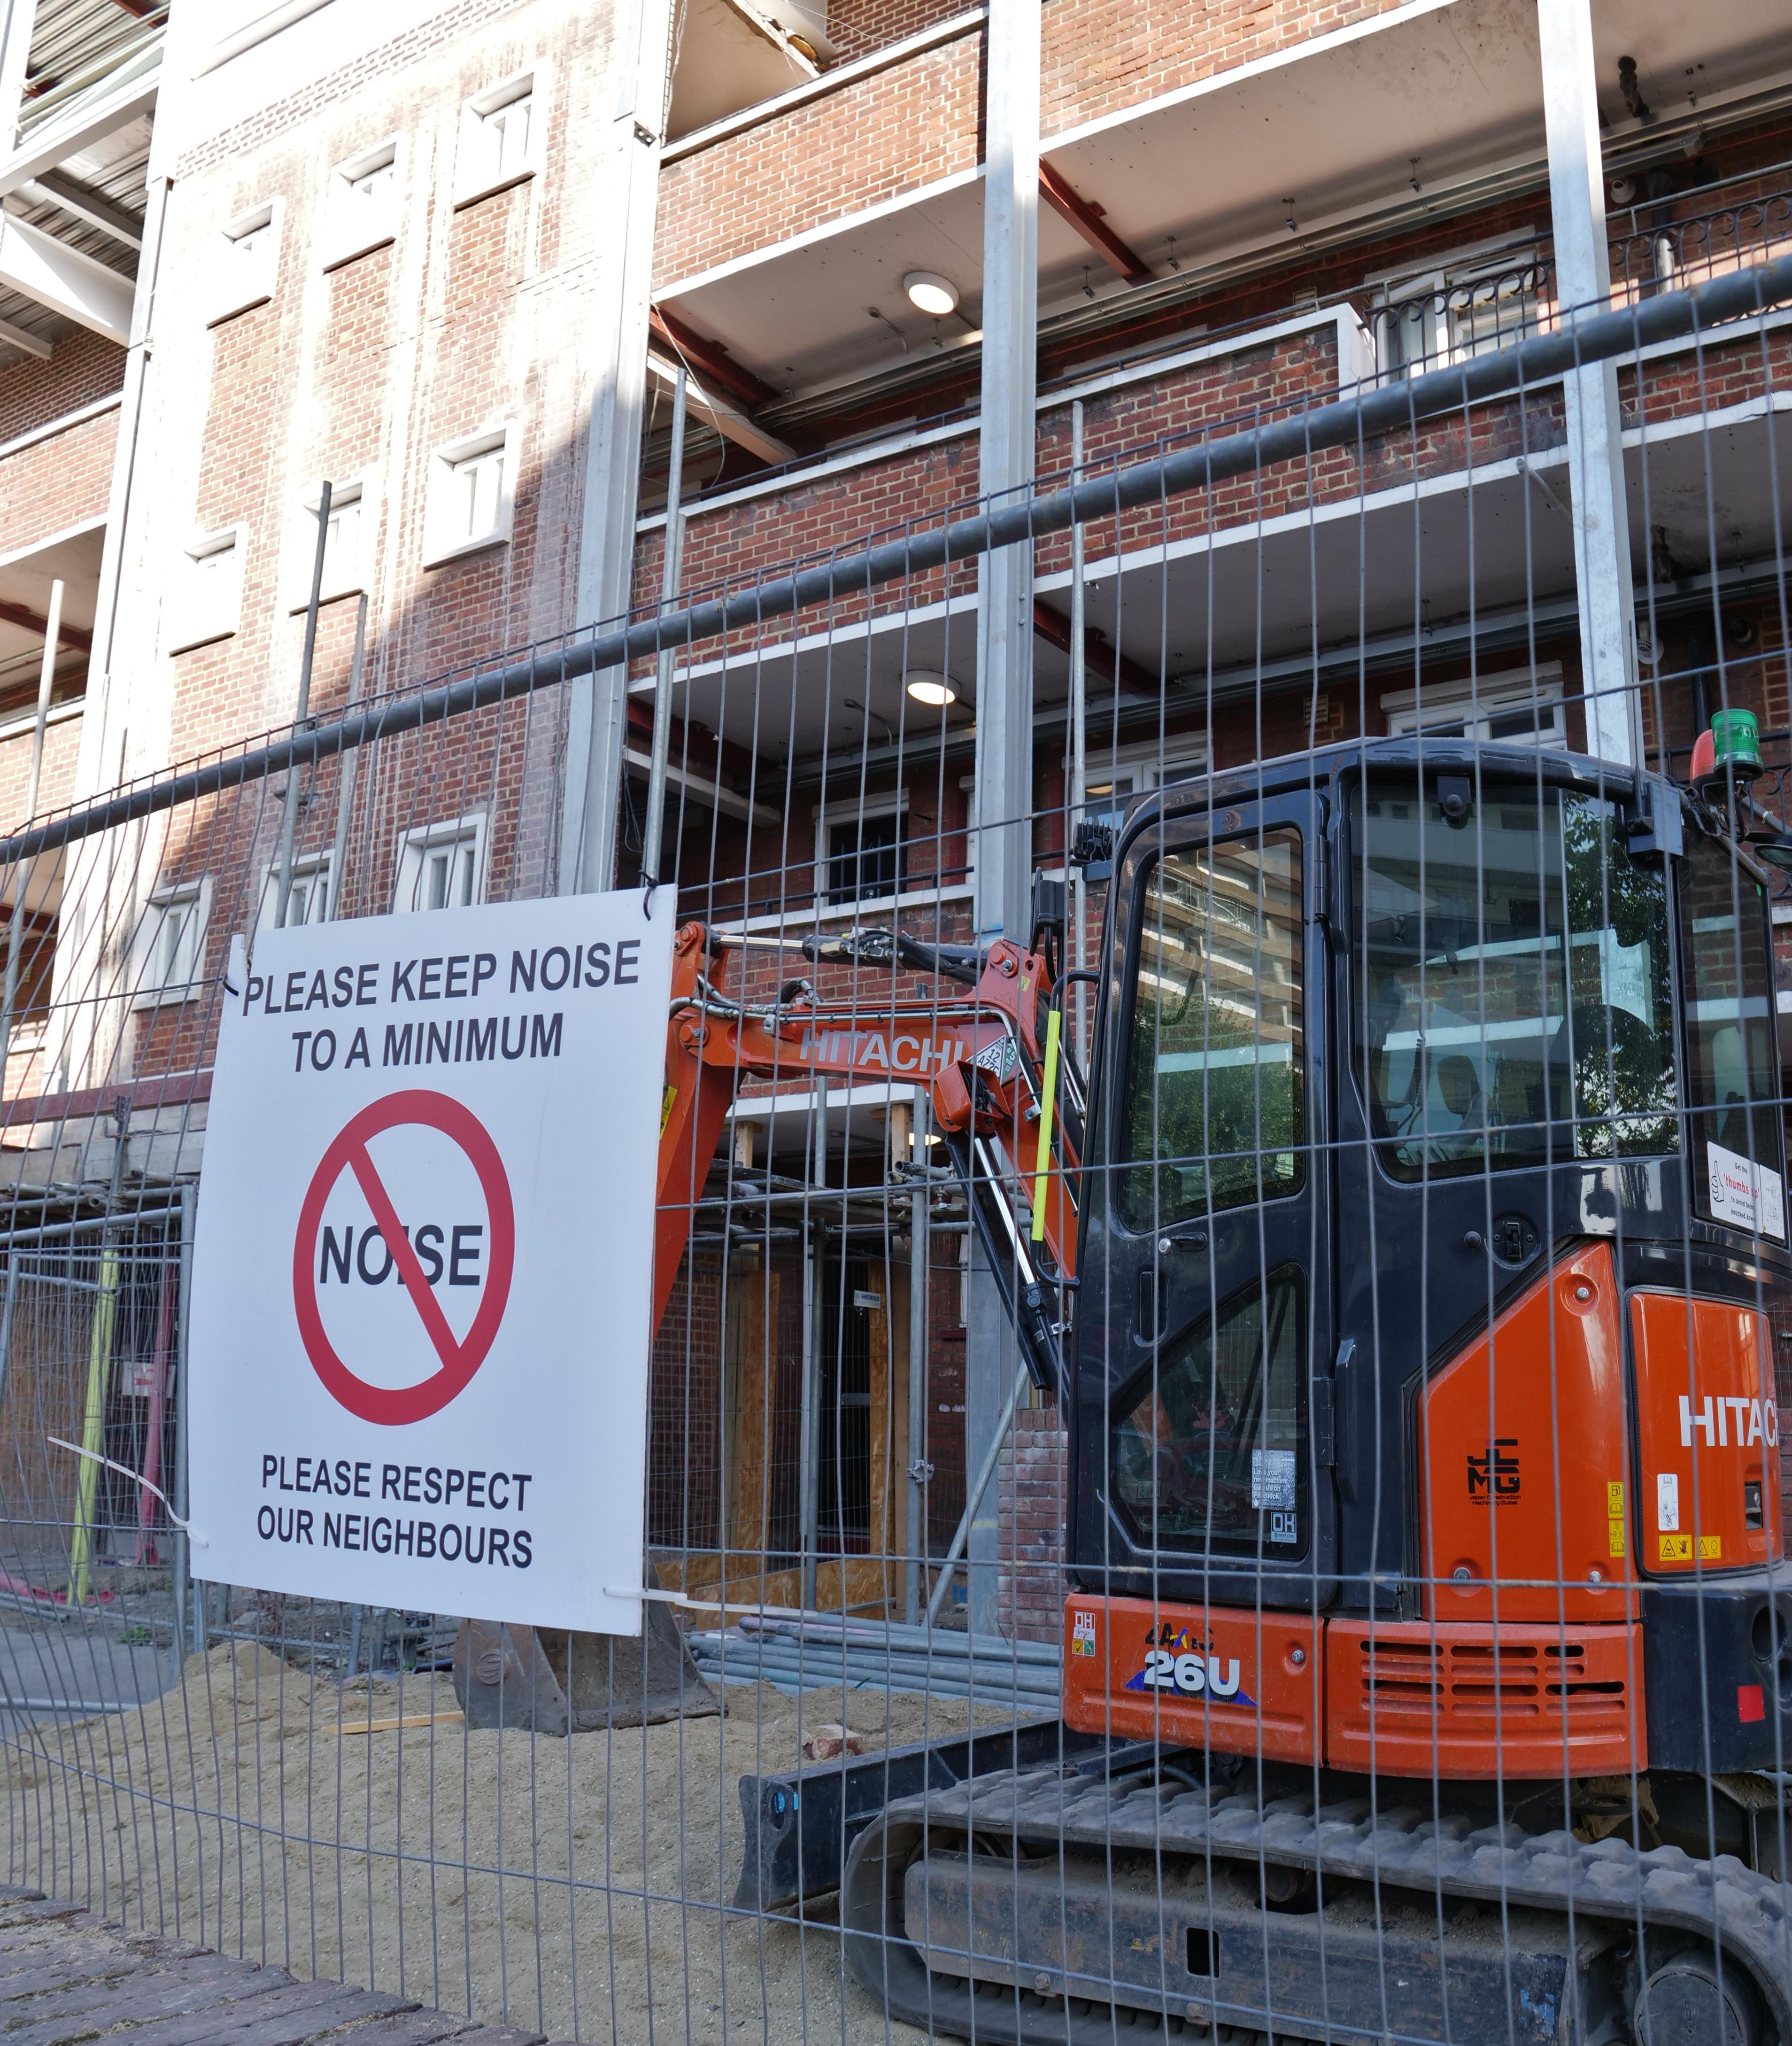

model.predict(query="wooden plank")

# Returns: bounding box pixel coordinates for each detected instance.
[339,2014,548,2046]
[727,1270,777,1552]
[0,1953,289,2041]
[329,1711,463,1737]
[113,1978,417,2046]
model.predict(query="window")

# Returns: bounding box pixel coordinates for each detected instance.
[1111,1267,1308,1560]
[132,882,210,1007]
[1118,830,1304,1232]
[394,815,487,914]
[1081,744,1210,838]
[816,796,907,904]
[290,479,366,607]
[425,427,515,565]
[1375,262,1542,379]
[325,139,401,268]
[211,198,281,324]
[1679,833,1785,1240]
[457,73,539,203]
[1382,666,1568,749]
[1350,775,1678,1183]
[166,527,245,653]
[257,851,332,930]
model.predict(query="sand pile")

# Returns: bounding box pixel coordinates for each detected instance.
[0,1640,1016,2044]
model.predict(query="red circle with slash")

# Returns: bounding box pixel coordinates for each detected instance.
[292,1091,516,1425]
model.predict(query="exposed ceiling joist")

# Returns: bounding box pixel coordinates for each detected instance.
[1038,161,1152,285]
[650,306,779,411]
[21,170,142,250]
[0,214,130,341]
[0,74,157,205]
[0,312,49,358]
[647,350,794,464]
[0,598,92,652]
[1032,597,1158,696]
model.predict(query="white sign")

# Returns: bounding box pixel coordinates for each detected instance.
[190,892,675,1635]
[1707,1138,1787,1243]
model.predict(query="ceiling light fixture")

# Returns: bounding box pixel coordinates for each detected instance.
[904,672,957,707]
[904,271,959,317]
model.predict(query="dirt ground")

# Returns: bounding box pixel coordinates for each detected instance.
[0,1640,1018,2044]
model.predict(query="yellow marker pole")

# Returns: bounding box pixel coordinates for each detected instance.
[1031,1006,1062,1242]
[68,1247,118,1608]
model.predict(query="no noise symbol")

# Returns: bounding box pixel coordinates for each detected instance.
[293,1091,516,1425]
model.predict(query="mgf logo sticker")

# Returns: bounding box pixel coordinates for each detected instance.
[1070,1609,1097,1658]
[1467,1439,1521,1504]
[1124,1623,1255,1705]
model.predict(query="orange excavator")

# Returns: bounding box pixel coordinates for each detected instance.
[505,730,1792,2043]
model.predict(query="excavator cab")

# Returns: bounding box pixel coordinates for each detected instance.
[1066,738,1792,1781]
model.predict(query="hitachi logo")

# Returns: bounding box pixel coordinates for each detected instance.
[1680,1394,1778,1449]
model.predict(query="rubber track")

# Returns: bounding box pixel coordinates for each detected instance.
[842,1764,1792,2045]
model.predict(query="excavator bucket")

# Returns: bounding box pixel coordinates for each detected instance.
[453,1581,721,1734]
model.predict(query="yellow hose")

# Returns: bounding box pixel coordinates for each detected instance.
[68,1247,117,1608]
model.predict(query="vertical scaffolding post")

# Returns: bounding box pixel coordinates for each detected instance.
[0,577,62,1077]
[325,592,369,921]
[1537,0,1640,767]
[798,1226,819,1610]
[965,0,1041,1640]
[275,482,332,928]
[641,365,687,888]
[904,1095,930,1626]
[1068,402,1089,1062]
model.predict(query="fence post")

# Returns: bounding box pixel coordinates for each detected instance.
[170,1182,194,1678]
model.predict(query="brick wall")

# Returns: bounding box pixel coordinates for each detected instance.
[0,406,117,558]
[1041,0,1414,135]
[0,714,80,831]
[653,23,983,287]
[996,1404,1067,1645]
[0,329,123,447]
[827,0,975,66]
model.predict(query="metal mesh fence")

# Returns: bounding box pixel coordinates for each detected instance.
[0,257,1784,2042]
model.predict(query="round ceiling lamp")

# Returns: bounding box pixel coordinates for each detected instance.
[903,271,959,317]
[904,671,957,706]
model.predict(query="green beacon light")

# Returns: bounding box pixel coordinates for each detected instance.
[1690,707,1764,798]
[1709,706,1764,779]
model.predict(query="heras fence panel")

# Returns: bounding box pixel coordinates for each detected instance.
[0,260,1784,2045]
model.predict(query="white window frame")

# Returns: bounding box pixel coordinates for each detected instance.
[1075,739,1213,830]
[814,791,908,905]
[424,423,517,566]
[393,812,488,914]
[210,196,283,325]
[456,68,542,206]
[257,849,333,930]
[1381,663,1569,748]
[165,524,247,654]
[131,879,211,1009]
[289,476,371,609]
[324,136,403,270]
[1373,242,1544,380]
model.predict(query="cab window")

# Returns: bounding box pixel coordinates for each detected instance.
[1679,832,1785,1241]
[1351,777,1677,1179]
[1116,829,1304,1232]
[1111,1266,1307,1561]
